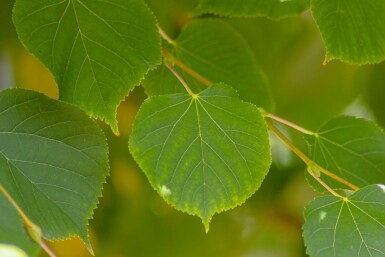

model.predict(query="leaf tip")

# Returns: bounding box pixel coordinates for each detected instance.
[200,215,212,234]
[84,238,94,256]
[203,221,210,234]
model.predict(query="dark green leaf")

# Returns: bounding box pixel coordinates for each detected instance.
[0,193,40,257]
[143,19,273,111]
[13,0,162,133]
[303,184,385,257]
[0,89,108,250]
[311,0,385,64]
[194,0,310,20]
[305,116,385,191]
[129,83,271,229]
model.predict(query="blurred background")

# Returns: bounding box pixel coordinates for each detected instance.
[1,0,384,256]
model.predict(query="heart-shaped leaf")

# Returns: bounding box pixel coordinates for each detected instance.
[129,83,271,229]
[303,184,385,257]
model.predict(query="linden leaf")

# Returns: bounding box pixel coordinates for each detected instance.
[303,184,385,257]
[143,19,273,111]
[129,84,271,229]
[311,0,385,64]
[305,116,385,191]
[0,89,109,252]
[13,0,162,133]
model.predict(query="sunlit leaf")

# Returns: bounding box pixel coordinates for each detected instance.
[129,84,271,229]
[311,0,385,64]
[305,116,385,191]
[303,184,385,257]
[194,0,309,20]
[0,89,109,251]
[13,0,162,133]
[143,19,273,111]
[0,194,39,257]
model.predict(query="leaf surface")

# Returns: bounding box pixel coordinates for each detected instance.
[13,0,162,133]
[0,89,108,250]
[0,193,40,257]
[143,19,273,111]
[311,0,385,64]
[129,84,271,229]
[303,184,385,257]
[305,116,385,191]
[194,0,309,20]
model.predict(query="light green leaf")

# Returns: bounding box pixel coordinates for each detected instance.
[13,0,162,133]
[0,244,29,257]
[305,116,385,191]
[0,89,108,251]
[311,0,385,64]
[0,194,40,257]
[194,0,310,20]
[303,184,385,257]
[129,83,271,229]
[143,19,273,111]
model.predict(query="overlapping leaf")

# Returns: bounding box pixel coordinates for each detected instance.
[194,0,309,20]
[303,184,385,257]
[0,89,108,251]
[311,0,385,64]
[129,84,271,229]
[0,193,39,257]
[13,0,162,133]
[305,116,385,191]
[143,19,274,111]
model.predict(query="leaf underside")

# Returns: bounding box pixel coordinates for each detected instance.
[311,0,385,64]
[303,184,385,257]
[129,84,271,229]
[13,0,162,132]
[305,116,385,192]
[0,89,109,250]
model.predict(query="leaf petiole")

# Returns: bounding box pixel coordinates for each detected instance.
[265,120,359,192]
[157,25,176,46]
[164,62,195,96]
[265,113,316,135]
[0,183,58,257]
[162,48,213,87]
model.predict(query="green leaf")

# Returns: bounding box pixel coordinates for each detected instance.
[0,194,40,257]
[311,0,385,64]
[0,244,29,257]
[303,184,385,257]
[129,83,271,229]
[143,19,274,111]
[0,89,109,251]
[13,0,162,133]
[305,116,385,191]
[194,0,310,20]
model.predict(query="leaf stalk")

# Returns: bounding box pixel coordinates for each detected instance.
[265,120,359,192]
[0,183,58,257]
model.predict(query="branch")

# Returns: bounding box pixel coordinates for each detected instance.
[265,120,359,192]
[162,48,213,87]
